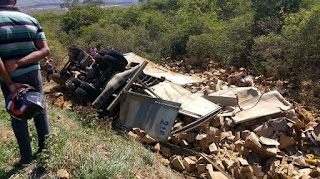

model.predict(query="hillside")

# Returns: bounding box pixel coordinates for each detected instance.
[1,0,320,178]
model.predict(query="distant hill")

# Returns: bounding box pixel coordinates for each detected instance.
[17,0,138,6]
[17,0,139,14]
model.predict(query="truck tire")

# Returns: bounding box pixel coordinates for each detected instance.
[80,82,99,98]
[94,54,104,65]
[103,54,126,72]
[107,49,128,68]
[75,87,92,102]
[66,82,76,92]
[77,51,85,61]
[86,67,99,82]
[71,77,82,87]
[98,49,108,56]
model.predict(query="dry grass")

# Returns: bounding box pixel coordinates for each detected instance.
[0,92,179,179]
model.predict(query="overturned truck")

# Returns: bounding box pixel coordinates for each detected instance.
[52,47,221,140]
[53,47,133,111]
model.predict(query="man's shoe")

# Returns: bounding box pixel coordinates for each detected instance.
[13,159,34,167]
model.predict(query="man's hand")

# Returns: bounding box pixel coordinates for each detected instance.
[8,83,28,93]
[4,61,18,73]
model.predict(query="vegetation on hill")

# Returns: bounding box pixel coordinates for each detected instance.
[34,0,320,104]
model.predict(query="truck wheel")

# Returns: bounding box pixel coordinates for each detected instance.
[107,49,128,68]
[80,82,99,98]
[77,51,85,61]
[103,54,125,72]
[98,49,108,56]
[75,87,92,102]
[86,67,99,81]
[94,54,104,65]
[71,77,82,87]
[66,82,76,92]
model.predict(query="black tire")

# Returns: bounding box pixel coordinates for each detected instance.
[66,82,76,92]
[71,77,82,87]
[80,82,99,98]
[107,49,128,68]
[103,54,126,72]
[75,87,92,102]
[77,51,85,61]
[69,46,82,61]
[94,54,104,65]
[86,67,99,82]
[98,49,108,56]
[71,46,82,55]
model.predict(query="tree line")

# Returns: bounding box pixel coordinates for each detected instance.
[35,0,320,93]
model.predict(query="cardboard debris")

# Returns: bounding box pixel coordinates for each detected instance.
[150,81,220,118]
[128,131,139,140]
[254,118,288,137]
[204,87,261,107]
[152,143,161,153]
[141,135,157,144]
[161,147,172,158]
[204,89,238,106]
[244,132,279,156]
[132,128,144,138]
[171,156,185,172]
[198,164,207,173]
[259,136,280,146]
[209,143,219,154]
[168,136,180,145]
[179,133,196,143]
[206,163,229,179]
[233,91,292,124]
[173,122,183,130]
[183,157,197,172]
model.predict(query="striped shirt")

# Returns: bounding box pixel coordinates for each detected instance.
[0,5,46,79]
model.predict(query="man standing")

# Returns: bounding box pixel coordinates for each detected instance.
[0,0,50,166]
[45,59,54,82]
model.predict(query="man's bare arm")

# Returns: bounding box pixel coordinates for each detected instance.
[0,59,26,92]
[17,40,50,67]
[4,40,50,72]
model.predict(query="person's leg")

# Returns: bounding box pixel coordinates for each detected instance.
[30,70,50,150]
[11,119,33,162]
[1,84,33,163]
[46,71,50,82]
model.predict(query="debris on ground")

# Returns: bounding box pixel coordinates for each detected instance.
[51,46,320,178]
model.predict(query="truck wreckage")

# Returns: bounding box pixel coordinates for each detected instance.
[52,47,320,179]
